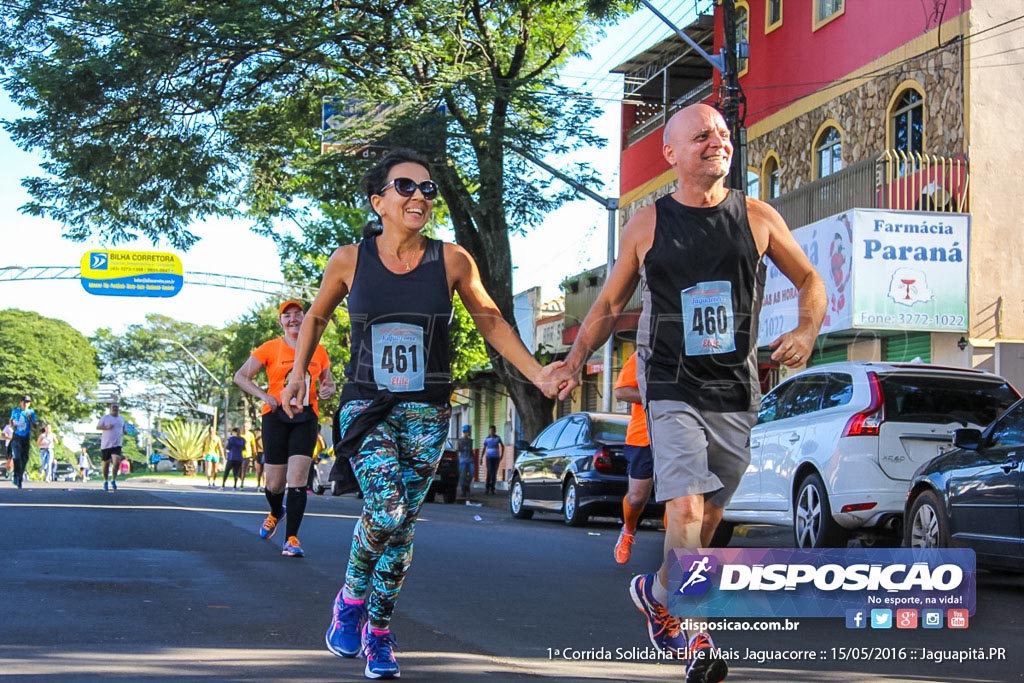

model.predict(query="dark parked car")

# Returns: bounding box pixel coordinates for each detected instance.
[53,462,77,482]
[424,439,458,504]
[509,412,663,526]
[905,396,1024,570]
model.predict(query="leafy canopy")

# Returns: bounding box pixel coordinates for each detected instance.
[0,0,634,437]
[0,308,100,423]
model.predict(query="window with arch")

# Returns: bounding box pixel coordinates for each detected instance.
[891,89,923,155]
[735,2,749,75]
[763,155,781,200]
[747,169,760,199]
[815,126,842,178]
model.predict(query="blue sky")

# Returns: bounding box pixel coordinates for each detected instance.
[0,3,692,337]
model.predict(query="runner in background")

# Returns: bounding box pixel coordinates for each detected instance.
[234,299,336,558]
[612,351,656,564]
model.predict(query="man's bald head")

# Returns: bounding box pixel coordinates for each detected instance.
[663,103,728,145]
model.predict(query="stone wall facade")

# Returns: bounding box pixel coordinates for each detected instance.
[747,45,965,197]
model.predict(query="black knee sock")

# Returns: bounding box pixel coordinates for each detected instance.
[265,489,285,519]
[284,486,307,539]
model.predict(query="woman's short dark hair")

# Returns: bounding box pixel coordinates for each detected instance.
[361,148,432,211]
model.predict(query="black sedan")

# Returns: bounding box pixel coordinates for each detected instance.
[905,397,1024,570]
[509,412,662,527]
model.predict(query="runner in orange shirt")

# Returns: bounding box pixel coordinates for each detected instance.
[613,351,656,564]
[234,300,336,557]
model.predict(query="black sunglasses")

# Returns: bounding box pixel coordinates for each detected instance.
[379,177,438,200]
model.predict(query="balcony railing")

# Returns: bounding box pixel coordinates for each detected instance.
[769,151,969,230]
[561,266,643,331]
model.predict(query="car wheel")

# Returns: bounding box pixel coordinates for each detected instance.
[794,473,850,548]
[563,479,589,527]
[905,490,950,548]
[424,487,437,503]
[509,476,533,519]
[443,486,457,504]
[709,521,735,548]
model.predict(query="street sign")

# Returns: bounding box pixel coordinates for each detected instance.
[195,403,218,416]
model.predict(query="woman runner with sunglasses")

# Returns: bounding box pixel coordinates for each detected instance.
[280,148,560,680]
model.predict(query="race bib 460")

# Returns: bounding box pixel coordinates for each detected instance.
[682,281,736,356]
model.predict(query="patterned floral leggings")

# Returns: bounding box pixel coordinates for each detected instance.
[337,400,451,628]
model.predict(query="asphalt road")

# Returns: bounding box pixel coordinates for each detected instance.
[3,477,1023,682]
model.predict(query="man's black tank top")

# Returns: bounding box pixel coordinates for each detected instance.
[342,236,453,404]
[636,191,766,412]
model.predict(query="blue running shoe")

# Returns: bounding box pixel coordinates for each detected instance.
[103,481,109,491]
[685,632,728,683]
[111,479,117,490]
[325,590,365,658]
[629,573,688,657]
[362,623,400,679]
[281,536,304,558]
[259,513,280,540]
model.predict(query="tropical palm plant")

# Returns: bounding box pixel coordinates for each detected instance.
[159,420,206,476]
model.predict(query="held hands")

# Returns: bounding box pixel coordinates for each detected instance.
[534,361,580,401]
[769,327,816,368]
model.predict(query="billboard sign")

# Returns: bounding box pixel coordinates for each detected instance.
[80,250,183,298]
[758,210,969,347]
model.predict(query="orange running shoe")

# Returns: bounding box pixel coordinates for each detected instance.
[614,528,636,564]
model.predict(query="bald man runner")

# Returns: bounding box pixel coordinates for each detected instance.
[545,103,825,681]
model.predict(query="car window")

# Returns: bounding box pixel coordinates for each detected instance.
[531,420,566,450]
[988,401,1024,447]
[589,418,628,444]
[758,381,790,424]
[821,373,854,410]
[879,374,1019,426]
[554,418,586,449]
[777,375,828,420]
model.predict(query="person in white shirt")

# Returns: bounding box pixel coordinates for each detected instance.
[96,404,127,491]
[37,424,58,481]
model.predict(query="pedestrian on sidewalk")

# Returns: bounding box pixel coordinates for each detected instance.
[280,148,560,680]
[78,446,93,482]
[221,427,245,490]
[37,423,58,481]
[482,425,503,495]
[202,425,224,488]
[456,424,474,498]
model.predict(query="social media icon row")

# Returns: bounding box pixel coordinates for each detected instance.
[845,608,969,629]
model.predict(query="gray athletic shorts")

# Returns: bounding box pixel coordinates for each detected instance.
[646,400,757,507]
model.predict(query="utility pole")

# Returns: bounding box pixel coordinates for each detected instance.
[720,0,748,192]
[637,0,747,190]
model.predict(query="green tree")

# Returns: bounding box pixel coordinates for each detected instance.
[92,315,231,424]
[0,309,100,423]
[0,1,631,437]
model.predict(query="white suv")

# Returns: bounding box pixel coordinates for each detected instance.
[720,361,1019,548]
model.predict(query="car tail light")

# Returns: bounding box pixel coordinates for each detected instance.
[593,446,615,474]
[843,371,885,437]
[840,502,878,513]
